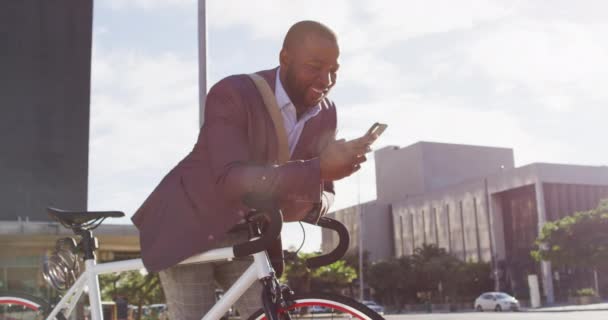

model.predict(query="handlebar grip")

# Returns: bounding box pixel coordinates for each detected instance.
[233,193,283,258]
[306,217,349,269]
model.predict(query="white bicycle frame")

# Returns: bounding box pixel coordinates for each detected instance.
[45,245,275,320]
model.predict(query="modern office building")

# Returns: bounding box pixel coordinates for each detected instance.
[323,141,608,304]
[0,1,140,300]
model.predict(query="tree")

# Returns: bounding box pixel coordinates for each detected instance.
[367,244,493,309]
[532,199,608,296]
[282,252,357,294]
[99,271,164,320]
[452,261,493,299]
[282,252,315,293]
[411,244,461,300]
[367,256,416,309]
[532,199,608,268]
[343,250,371,297]
[310,260,357,294]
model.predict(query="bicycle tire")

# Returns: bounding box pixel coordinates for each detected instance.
[247,292,385,320]
[0,291,50,319]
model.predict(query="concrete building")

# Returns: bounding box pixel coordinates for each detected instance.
[323,141,608,304]
[0,0,140,301]
[1,0,92,221]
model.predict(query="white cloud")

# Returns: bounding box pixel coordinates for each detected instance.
[469,19,608,110]
[105,0,194,10]
[89,46,199,219]
[342,0,512,51]
[90,1,608,252]
[341,93,568,162]
[208,0,355,40]
[208,0,513,54]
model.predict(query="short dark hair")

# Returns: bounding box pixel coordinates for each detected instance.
[282,20,337,50]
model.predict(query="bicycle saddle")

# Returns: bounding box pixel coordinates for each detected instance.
[47,207,125,227]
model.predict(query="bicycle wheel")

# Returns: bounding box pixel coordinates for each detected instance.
[247,292,385,320]
[0,292,49,320]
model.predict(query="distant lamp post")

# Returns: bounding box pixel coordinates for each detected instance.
[198,0,208,127]
[484,176,500,292]
[357,171,365,301]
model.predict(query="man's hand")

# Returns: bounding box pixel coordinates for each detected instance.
[319,134,377,181]
[280,201,315,222]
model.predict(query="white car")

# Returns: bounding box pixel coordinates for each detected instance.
[362,300,385,315]
[308,305,331,313]
[475,292,520,311]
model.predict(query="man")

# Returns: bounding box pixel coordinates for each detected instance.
[113,295,128,320]
[132,20,374,319]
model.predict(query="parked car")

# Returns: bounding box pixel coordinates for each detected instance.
[308,305,331,313]
[143,304,168,320]
[475,292,520,311]
[361,300,385,315]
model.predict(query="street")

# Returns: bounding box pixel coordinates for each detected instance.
[385,310,608,320]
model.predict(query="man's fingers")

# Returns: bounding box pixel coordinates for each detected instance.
[352,145,370,157]
[346,135,376,154]
[356,133,378,145]
[353,154,367,164]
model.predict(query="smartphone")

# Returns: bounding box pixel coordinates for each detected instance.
[366,122,388,140]
[344,122,387,151]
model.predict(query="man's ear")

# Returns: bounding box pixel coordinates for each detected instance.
[279,48,290,67]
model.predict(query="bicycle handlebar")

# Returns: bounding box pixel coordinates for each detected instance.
[233,193,283,258]
[305,217,350,268]
[232,193,350,269]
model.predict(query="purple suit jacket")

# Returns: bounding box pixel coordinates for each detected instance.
[132,68,337,272]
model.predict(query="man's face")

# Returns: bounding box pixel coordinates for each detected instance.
[280,34,340,110]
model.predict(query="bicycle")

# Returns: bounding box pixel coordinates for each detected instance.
[0,195,384,320]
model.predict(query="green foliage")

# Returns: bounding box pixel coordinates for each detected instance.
[282,252,357,294]
[367,244,493,309]
[532,199,608,268]
[367,255,416,308]
[343,250,371,276]
[574,288,597,297]
[311,260,357,293]
[411,245,461,293]
[99,270,164,320]
[452,261,493,298]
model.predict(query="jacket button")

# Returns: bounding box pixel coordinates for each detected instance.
[237,210,246,217]
[261,175,267,180]
[208,234,215,241]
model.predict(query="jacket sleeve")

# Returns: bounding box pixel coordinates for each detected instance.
[302,99,337,224]
[199,76,322,205]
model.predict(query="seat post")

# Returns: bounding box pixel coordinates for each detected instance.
[76,229,99,261]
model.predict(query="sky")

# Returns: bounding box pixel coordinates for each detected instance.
[89,0,608,252]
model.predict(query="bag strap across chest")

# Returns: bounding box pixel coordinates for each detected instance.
[247,73,290,164]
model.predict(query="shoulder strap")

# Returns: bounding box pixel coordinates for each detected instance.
[247,73,290,164]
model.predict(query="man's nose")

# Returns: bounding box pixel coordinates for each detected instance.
[319,70,333,88]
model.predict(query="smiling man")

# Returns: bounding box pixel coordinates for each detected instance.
[132,20,373,320]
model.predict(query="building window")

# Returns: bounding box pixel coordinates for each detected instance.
[421,209,427,244]
[432,207,439,245]
[410,212,415,252]
[473,197,482,262]
[399,214,405,257]
[446,204,451,253]
[459,200,466,261]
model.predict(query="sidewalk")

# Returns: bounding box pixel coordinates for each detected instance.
[525,302,608,312]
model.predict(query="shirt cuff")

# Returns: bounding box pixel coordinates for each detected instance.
[302,202,322,225]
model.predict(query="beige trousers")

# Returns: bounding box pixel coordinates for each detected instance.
[159,230,262,320]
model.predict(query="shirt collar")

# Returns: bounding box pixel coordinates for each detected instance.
[275,67,322,118]
[275,67,293,110]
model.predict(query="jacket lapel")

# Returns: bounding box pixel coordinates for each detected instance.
[257,68,322,160]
